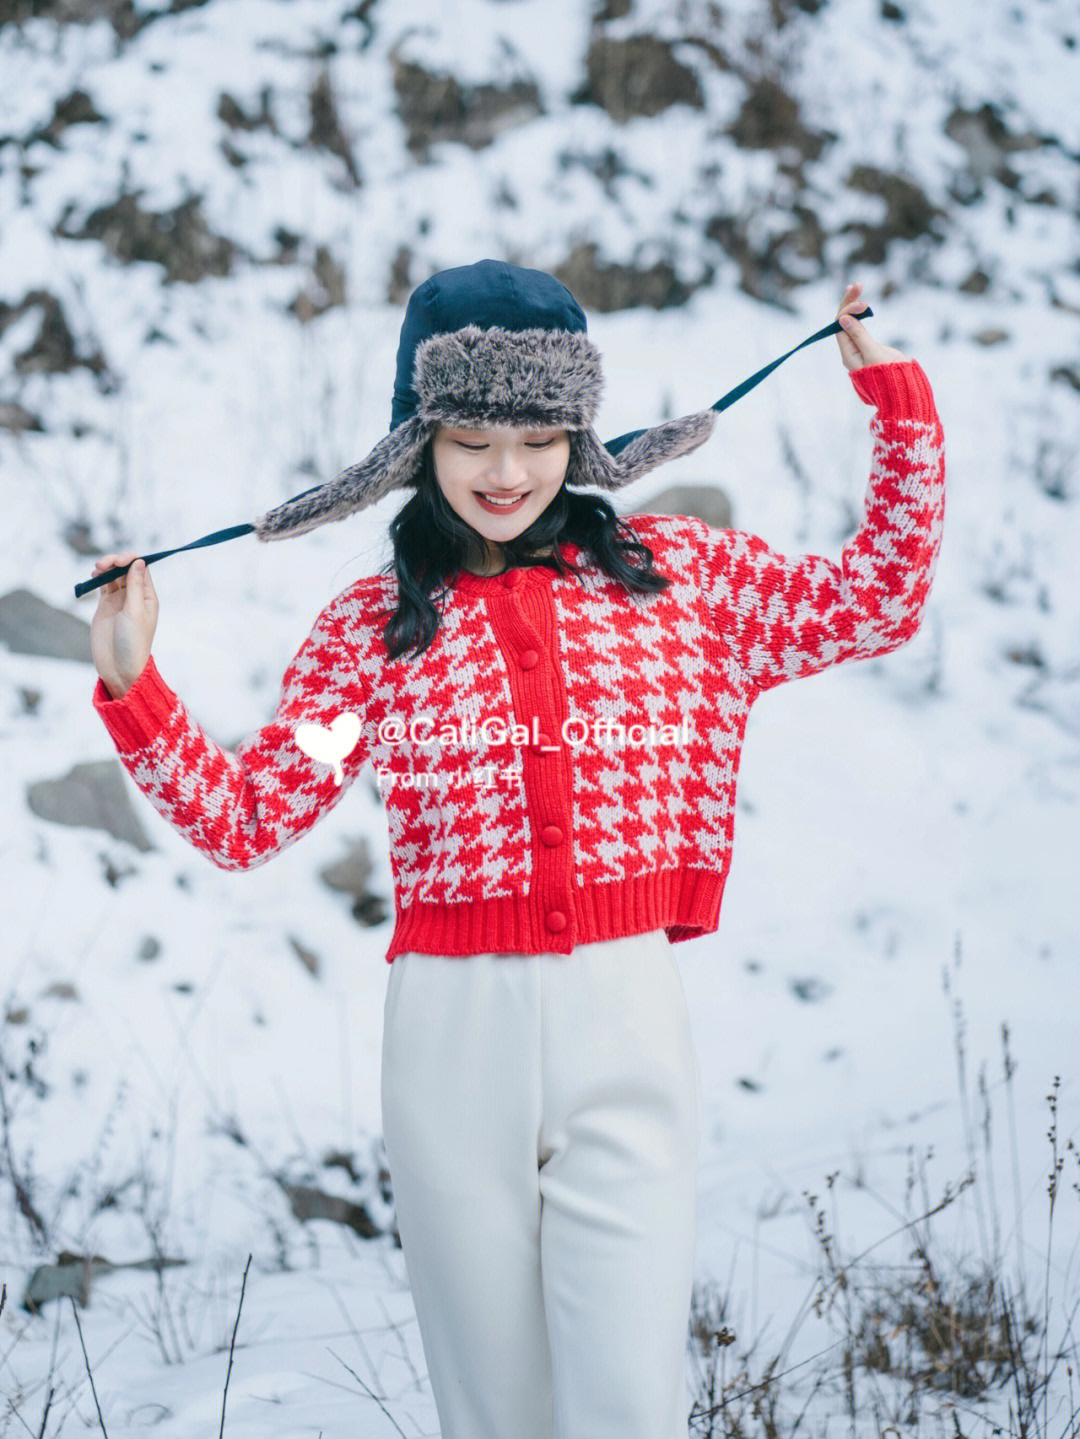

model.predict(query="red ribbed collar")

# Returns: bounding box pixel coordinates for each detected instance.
[449,540,586,594]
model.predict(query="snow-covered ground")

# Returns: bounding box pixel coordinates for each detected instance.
[1,1,1077,1434]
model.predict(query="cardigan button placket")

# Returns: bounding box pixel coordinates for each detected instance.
[484,574,576,952]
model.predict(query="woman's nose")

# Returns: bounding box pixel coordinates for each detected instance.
[488,446,527,487]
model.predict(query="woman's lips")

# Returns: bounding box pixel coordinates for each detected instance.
[475,491,528,514]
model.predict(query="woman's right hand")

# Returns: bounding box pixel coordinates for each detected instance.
[90,551,159,699]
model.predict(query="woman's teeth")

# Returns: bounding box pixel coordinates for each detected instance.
[478,493,525,506]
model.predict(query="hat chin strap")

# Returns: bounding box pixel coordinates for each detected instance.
[73,308,870,597]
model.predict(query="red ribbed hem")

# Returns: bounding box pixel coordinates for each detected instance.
[849,358,936,420]
[92,655,179,754]
[383,865,728,962]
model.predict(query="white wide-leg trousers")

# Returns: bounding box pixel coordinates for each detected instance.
[380,927,702,1439]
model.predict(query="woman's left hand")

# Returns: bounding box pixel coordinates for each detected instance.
[836,282,910,371]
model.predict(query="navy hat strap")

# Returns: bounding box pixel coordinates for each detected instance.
[75,307,872,599]
[604,307,872,457]
[74,523,258,598]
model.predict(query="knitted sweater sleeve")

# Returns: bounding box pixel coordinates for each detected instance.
[91,600,371,870]
[692,358,945,693]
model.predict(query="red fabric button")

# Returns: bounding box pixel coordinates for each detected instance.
[545,910,567,932]
[540,825,563,846]
[531,732,555,754]
[519,649,539,669]
[502,570,521,588]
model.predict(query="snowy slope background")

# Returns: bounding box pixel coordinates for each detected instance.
[1,0,1078,1434]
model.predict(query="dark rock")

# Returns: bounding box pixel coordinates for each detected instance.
[40,981,79,1001]
[0,400,43,434]
[1050,365,1080,392]
[789,976,833,1003]
[288,243,348,323]
[23,1256,101,1312]
[276,1181,381,1238]
[958,268,991,294]
[57,192,239,285]
[218,86,276,134]
[0,1,140,39]
[728,77,833,161]
[552,242,712,311]
[840,164,946,265]
[636,483,733,531]
[706,200,830,301]
[61,520,100,557]
[27,759,155,852]
[288,935,320,977]
[388,244,414,304]
[23,1251,188,1314]
[319,835,387,926]
[393,58,543,156]
[574,35,703,123]
[556,145,652,200]
[307,70,361,187]
[769,0,829,23]
[27,89,105,148]
[320,835,374,900]
[944,102,1044,199]
[0,587,92,661]
[351,891,390,927]
[0,290,109,382]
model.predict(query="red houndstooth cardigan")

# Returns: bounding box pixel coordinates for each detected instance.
[93,359,945,964]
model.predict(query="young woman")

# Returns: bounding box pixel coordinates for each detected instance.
[90,259,945,1439]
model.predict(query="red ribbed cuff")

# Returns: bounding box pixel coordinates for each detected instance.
[92,654,179,754]
[849,358,936,420]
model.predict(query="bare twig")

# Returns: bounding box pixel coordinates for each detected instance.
[219,1254,252,1439]
[34,1386,53,1439]
[326,1348,410,1437]
[69,1297,108,1437]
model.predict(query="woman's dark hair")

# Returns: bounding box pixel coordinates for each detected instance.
[379,432,672,660]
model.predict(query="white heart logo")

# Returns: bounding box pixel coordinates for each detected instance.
[294,712,362,787]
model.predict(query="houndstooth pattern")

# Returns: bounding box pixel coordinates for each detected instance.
[555,525,735,887]
[99,608,368,869]
[93,360,945,959]
[695,412,946,691]
[366,587,533,904]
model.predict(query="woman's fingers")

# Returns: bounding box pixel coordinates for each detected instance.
[836,283,866,369]
[94,551,140,597]
[838,283,867,323]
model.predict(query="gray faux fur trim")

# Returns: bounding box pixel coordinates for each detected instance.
[254,416,428,541]
[565,410,717,490]
[252,326,717,539]
[413,326,603,430]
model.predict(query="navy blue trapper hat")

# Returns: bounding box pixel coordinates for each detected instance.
[74,259,869,597]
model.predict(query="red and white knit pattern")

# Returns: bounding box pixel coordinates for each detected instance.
[93,358,945,963]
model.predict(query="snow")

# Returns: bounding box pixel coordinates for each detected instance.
[1,0,1077,1434]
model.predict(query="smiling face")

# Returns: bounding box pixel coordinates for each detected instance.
[431,423,571,571]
